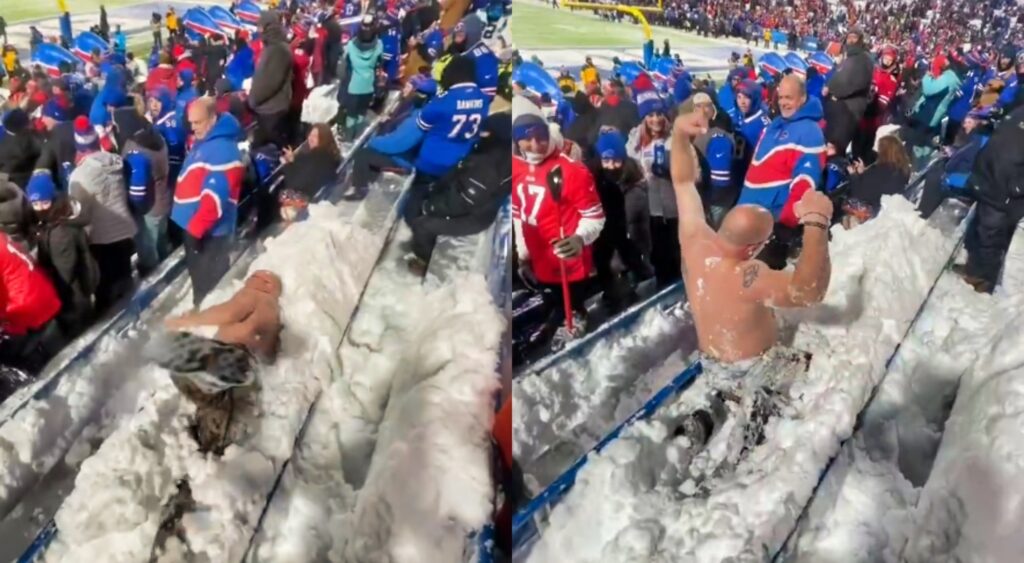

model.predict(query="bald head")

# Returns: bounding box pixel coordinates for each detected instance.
[778,75,807,119]
[187,96,218,140]
[719,204,774,249]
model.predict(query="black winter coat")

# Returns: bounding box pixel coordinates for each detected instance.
[283,148,342,199]
[34,197,98,335]
[969,105,1024,214]
[249,13,293,115]
[0,130,42,189]
[422,135,511,229]
[0,176,29,239]
[35,122,77,188]
[847,162,911,210]
[826,45,874,120]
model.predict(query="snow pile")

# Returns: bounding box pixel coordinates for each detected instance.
[301,84,340,125]
[786,273,1000,562]
[513,301,693,491]
[901,297,1024,560]
[44,203,382,562]
[525,196,958,562]
[250,248,504,562]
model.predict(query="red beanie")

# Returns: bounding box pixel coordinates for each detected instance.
[930,55,947,78]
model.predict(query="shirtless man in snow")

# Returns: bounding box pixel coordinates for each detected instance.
[671,111,833,363]
[164,270,283,362]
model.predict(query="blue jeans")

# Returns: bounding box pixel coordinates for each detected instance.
[134,214,169,276]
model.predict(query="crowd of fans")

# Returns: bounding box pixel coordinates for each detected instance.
[0,0,513,385]
[570,0,1023,57]
[513,23,1024,348]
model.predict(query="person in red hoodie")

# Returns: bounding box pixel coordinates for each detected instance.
[174,43,197,77]
[291,42,311,116]
[146,51,179,95]
[854,44,901,162]
[0,231,65,374]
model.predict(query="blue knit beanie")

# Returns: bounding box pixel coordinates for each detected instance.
[596,130,627,161]
[27,172,57,204]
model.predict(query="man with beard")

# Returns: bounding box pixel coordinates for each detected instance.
[823,28,874,153]
[978,46,1018,111]
[588,128,652,310]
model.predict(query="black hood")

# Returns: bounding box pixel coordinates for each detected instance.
[113,107,165,153]
[440,55,477,90]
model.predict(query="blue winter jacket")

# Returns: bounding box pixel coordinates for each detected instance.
[171,113,244,239]
[948,67,986,122]
[736,96,826,226]
[366,109,424,170]
[225,44,255,91]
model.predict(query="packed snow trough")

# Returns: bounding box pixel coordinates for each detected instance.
[0,93,505,562]
[512,194,973,562]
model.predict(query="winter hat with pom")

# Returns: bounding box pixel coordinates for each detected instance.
[74,116,100,154]
[596,129,627,161]
[512,95,549,142]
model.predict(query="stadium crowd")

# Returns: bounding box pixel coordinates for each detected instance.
[575,0,1023,56]
[0,0,513,390]
[513,21,1024,349]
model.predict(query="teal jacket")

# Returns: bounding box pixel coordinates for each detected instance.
[345,38,383,95]
[915,70,962,128]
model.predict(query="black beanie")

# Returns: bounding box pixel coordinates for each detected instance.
[440,55,477,90]
[2,109,29,133]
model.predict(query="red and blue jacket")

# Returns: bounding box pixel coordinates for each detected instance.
[170,113,244,240]
[737,96,826,228]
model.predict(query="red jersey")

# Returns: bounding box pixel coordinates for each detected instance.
[512,152,603,285]
[0,234,61,336]
[861,66,900,132]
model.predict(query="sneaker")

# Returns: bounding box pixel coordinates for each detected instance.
[406,254,429,277]
[952,264,994,293]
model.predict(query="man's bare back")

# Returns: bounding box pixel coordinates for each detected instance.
[165,270,283,361]
[670,111,833,364]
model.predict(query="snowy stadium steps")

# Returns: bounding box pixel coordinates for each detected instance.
[0,102,400,561]
[511,178,975,560]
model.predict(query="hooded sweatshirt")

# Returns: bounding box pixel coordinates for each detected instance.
[68,151,138,245]
[913,66,961,129]
[249,11,293,115]
[737,96,827,227]
[344,34,383,96]
[826,40,875,120]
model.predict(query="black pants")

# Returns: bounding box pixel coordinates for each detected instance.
[593,220,652,301]
[406,211,492,263]
[965,201,1024,288]
[943,118,962,147]
[90,239,136,314]
[917,164,950,220]
[650,216,681,288]
[351,148,407,190]
[0,318,67,375]
[184,235,232,307]
[253,110,290,150]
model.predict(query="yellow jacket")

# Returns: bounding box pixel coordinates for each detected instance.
[166,12,178,31]
[3,51,17,74]
[580,64,599,86]
[558,75,577,93]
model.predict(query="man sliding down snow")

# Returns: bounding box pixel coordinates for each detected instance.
[164,270,283,362]
[672,109,833,363]
[150,270,283,456]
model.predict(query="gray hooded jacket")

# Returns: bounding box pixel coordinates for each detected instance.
[69,152,138,245]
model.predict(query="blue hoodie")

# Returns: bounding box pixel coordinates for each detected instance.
[736,96,826,227]
[89,66,129,126]
[176,69,198,127]
[225,44,255,92]
[948,65,986,122]
[727,81,771,156]
[149,87,186,184]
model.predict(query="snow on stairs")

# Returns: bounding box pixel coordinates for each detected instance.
[511,198,974,561]
[5,106,405,563]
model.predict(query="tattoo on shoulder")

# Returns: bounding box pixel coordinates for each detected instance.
[742,264,760,288]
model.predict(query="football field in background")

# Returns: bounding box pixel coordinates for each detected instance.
[511,0,762,79]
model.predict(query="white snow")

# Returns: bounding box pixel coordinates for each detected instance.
[523,196,961,562]
[513,298,694,491]
[44,203,385,562]
[249,227,505,563]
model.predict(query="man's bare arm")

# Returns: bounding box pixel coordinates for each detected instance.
[741,192,833,307]
[671,112,710,240]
